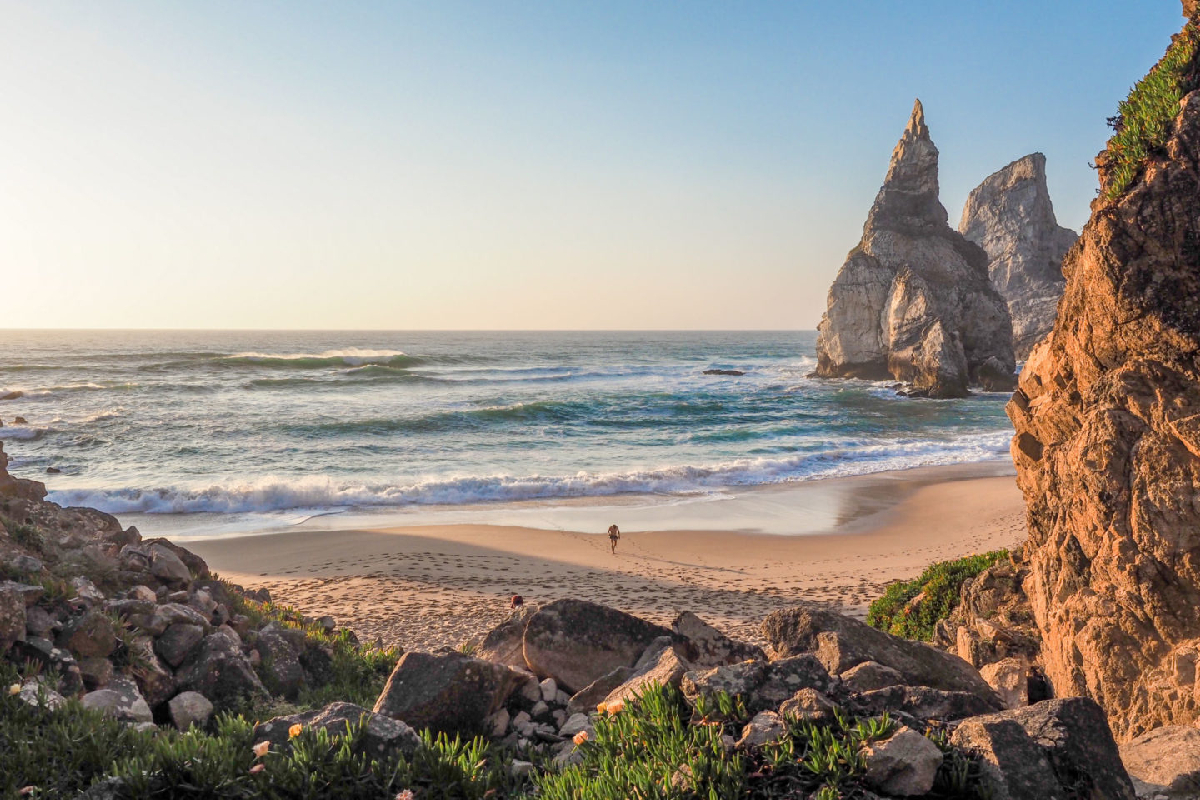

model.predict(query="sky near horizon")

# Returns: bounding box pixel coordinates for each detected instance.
[0,2,1185,331]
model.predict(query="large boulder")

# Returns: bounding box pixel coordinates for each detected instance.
[521,600,670,692]
[1119,725,1200,799]
[952,698,1136,800]
[671,612,766,666]
[475,606,538,669]
[681,654,833,715]
[373,651,520,737]
[600,636,692,707]
[813,99,1015,397]
[1006,31,1200,741]
[762,605,1000,703]
[57,609,118,659]
[959,153,1077,358]
[255,702,421,759]
[862,728,944,797]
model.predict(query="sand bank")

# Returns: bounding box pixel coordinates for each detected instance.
[184,463,1026,652]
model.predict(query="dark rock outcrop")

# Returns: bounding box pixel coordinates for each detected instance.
[762,605,1000,703]
[959,153,1077,358]
[951,698,1136,800]
[814,99,1016,397]
[521,599,670,692]
[373,650,519,737]
[1007,29,1200,741]
[255,701,421,759]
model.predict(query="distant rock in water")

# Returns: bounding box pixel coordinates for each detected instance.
[814,100,1016,398]
[702,369,745,376]
[959,153,1077,359]
[1008,21,1200,742]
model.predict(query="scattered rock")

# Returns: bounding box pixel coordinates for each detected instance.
[600,636,692,707]
[176,628,266,712]
[778,688,836,721]
[841,660,906,692]
[255,702,421,759]
[58,609,117,659]
[762,605,999,703]
[373,650,520,737]
[0,582,26,653]
[702,369,745,376]
[168,691,214,730]
[852,685,1000,723]
[1119,726,1200,799]
[672,611,766,666]
[979,658,1029,710]
[862,728,944,797]
[736,710,786,749]
[16,678,66,711]
[155,623,205,668]
[81,677,153,724]
[566,666,634,716]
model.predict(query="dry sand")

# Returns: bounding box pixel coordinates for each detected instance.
[185,465,1026,652]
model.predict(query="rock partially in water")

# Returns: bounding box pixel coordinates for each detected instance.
[814,99,1015,398]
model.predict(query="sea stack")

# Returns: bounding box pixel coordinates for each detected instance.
[959,154,1077,359]
[1008,22,1200,741]
[814,100,1016,398]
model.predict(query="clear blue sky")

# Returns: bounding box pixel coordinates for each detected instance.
[0,1,1184,329]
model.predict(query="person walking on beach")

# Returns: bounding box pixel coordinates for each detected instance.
[607,523,621,554]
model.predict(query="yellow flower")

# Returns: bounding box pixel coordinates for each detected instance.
[252,741,270,758]
[572,730,589,745]
[8,684,20,697]
[605,699,625,715]
[596,701,607,714]
[288,723,303,739]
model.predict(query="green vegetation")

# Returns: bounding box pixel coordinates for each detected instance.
[1104,22,1200,200]
[867,550,1008,641]
[3,516,43,551]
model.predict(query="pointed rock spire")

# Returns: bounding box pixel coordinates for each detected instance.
[874,98,946,232]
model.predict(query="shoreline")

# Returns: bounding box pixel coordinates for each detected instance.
[183,462,1026,652]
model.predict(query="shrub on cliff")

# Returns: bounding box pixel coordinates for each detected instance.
[867,551,1008,642]
[1104,21,1200,199]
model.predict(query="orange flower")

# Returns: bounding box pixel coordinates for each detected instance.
[573,730,589,745]
[596,701,607,714]
[288,723,303,739]
[605,699,626,715]
[8,684,20,697]
[252,741,270,758]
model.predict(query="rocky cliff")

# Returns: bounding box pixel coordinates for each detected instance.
[814,100,1017,398]
[1007,18,1200,742]
[959,153,1077,359]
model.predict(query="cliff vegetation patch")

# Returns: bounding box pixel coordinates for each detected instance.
[867,551,1009,642]
[1104,22,1200,200]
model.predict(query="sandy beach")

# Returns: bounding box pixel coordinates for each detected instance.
[182,463,1027,652]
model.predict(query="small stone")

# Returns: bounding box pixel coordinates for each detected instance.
[736,710,787,749]
[168,691,214,730]
[531,700,549,718]
[81,678,153,724]
[488,708,510,738]
[539,677,558,703]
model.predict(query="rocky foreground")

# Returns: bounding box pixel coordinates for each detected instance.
[2,439,1191,798]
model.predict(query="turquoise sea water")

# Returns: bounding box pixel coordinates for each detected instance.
[0,330,1013,530]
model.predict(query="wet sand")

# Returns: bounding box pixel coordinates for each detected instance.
[185,464,1026,651]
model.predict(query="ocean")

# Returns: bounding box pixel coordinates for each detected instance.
[0,330,1014,535]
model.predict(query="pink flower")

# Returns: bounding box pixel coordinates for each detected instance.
[252,741,270,758]
[249,763,266,775]
[394,791,415,800]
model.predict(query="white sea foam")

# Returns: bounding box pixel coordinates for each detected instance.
[225,349,409,367]
[47,431,1012,515]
